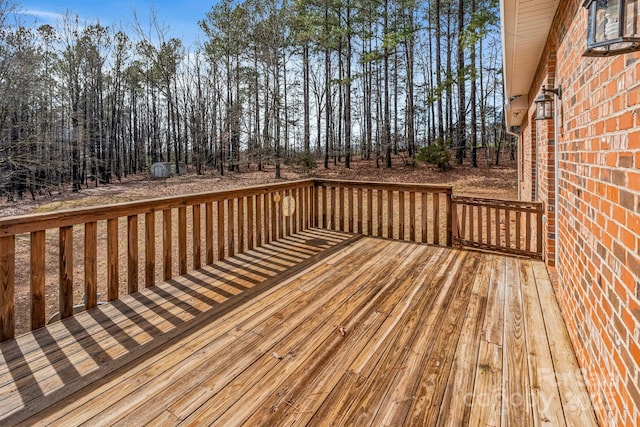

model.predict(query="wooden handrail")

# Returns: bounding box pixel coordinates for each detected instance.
[314,179,453,193]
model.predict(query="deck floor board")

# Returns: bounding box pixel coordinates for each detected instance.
[0,229,597,426]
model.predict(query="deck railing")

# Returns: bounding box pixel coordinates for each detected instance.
[314,179,453,246]
[0,179,544,342]
[0,179,316,341]
[451,196,543,258]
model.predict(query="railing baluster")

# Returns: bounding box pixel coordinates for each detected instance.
[377,189,383,237]
[409,192,416,242]
[59,225,74,317]
[515,210,522,250]
[477,205,483,244]
[238,197,245,253]
[495,207,500,247]
[486,206,492,245]
[292,189,298,234]
[0,235,15,340]
[311,184,317,228]
[461,205,467,241]
[206,203,214,265]
[178,207,187,275]
[275,191,281,239]
[339,187,345,231]
[265,193,272,244]
[256,194,263,246]
[163,209,173,280]
[348,187,354,233]
[537,210,543,253]
[399,191,405,240]
[422,193,428,243]
[469,205,474,243]
[505,208,511,248]
[145,212,155,288]
[218,201,225,260]
[526,211,532,252]
[446,191,453,246]
[321,186,327,229]
[285,190,291,237]
[128,215,139,293]
[330,187,336,231]
[193,205,202,270]
[367,189,373,235]
[302,186,308,230]
[248,195,255,251]
[228,199,235,257]
[433,193,440,245]
[31,230,46,329]
[107,219,119,301]
[387,190,393,238]
[357,188,363,234]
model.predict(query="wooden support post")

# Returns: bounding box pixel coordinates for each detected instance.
[0,235,15,341]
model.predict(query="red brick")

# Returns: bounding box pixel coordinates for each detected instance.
[620,112,635,130]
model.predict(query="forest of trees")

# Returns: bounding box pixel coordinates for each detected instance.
[0,0,509,200]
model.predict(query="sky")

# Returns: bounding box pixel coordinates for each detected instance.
[17,1,216,47]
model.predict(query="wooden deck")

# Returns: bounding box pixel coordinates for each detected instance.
[0,229,596,426]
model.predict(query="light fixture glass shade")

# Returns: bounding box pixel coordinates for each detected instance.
[535,93,554,121]
[584,0,640,56]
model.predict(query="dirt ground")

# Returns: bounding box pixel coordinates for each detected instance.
[0,155,517,217]
[0,154,518,336]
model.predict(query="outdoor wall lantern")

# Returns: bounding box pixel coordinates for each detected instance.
[534,86,562,121]
[583,0,640,56]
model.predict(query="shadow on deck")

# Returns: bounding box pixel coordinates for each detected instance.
[0,228,596,426]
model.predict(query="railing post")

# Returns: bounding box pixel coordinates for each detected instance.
[0,235,15,341]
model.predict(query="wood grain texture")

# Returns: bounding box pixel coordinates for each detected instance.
[502,257,531,426]
[433,192,440,245]
[217,201,225,261]
[399,190,405,240]
[145,212,155,288]
[178,207,187,275]
[238,197,245,253]
[192,205,201,270]
[127,215,139,294]
[0,236,597,427]
[59,226,74,317]
[0,235,15,340]
[206,203,214,265]
[247,195,255,251]
[30,230,46,329]
[163,210,172,281]
[84,223,98,309]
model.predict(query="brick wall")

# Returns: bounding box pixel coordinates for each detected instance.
[519,1,640,425]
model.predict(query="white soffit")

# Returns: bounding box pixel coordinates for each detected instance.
[501,0,560,100]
